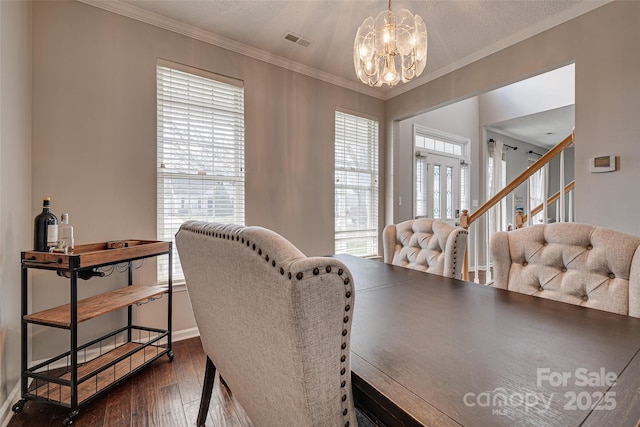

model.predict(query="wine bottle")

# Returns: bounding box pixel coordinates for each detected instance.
[78,269,105,280]
[58,213,74,253]
[57,268,105,280]
[33,197,58,252]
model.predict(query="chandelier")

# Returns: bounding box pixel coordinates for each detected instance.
[353,0,427,87]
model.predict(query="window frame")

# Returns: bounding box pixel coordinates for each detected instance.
[156,60,245,283]
[413,125,470,220]
[334,109,380,257]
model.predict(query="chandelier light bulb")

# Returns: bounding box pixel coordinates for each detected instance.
[382,55,399,84]
[353,0,428,87]
[383,27,391,44]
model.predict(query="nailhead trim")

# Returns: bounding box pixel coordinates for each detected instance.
[180,221,354,423]
[451,229,469,279]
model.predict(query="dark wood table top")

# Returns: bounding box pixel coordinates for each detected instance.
[334,254,640,427]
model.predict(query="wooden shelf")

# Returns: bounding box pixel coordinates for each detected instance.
[29,342,165,405]
[24,285,167,328]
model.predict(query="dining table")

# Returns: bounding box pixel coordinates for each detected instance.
[334,254,640,427]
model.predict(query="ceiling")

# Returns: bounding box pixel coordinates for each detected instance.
[487,105,575,148]
[82,0,604,146]
[84,0,609,100]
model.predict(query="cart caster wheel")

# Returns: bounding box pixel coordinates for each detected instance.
[63,410,78,426]
[167,351,174,362]
[12,399,26,413]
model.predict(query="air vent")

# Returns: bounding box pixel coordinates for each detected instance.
[284,32,311,47]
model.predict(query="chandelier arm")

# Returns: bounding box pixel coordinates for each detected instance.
[407,49,417,71]
[359,60,379,79]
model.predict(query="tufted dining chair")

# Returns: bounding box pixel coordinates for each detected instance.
[175,221,357,427]
[382,218,468,279]
[491,223,640,317]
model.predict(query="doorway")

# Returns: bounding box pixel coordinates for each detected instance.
[413,126,469,225]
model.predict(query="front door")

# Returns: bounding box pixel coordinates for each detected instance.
[416,153,460,224]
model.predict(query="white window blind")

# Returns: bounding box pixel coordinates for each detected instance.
[335,111,379,257]
[157,63,245,282]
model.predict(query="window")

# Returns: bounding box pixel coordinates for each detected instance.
[335,111,379,257]
[414,126,469,220]
[157,61,245,282]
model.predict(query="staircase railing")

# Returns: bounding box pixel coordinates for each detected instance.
[459,131,575,283]
[521,180,575,225]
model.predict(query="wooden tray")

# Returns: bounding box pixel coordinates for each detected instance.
[22,240,171,270]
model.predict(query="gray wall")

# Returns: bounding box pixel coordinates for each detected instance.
[387,1,640,237]
[0,0,32,412]
[30,1,384,359]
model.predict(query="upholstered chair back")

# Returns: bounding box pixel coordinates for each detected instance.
[382,218,468,279]
[491,223,640,317]
[175,221,357,427]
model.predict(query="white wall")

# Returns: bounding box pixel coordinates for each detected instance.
[0,0,32,418]
[30,1,384,359]
[387,1,640,237]
[479,64,575,126]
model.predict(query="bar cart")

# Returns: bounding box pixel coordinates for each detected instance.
[13,240,173,426]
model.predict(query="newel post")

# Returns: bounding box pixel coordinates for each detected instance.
[515,209,524,229]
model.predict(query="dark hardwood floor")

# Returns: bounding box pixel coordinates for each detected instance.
[8,337,253,427]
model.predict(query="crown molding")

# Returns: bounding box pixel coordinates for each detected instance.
[386,0,613,99]
[78,0,612,102]
[77,0,387,100]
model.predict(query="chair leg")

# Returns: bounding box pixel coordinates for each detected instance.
[197,356,217,427]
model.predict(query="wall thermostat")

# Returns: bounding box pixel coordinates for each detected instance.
[589,155,616,173]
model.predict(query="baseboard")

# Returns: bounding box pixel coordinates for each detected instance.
[0,382,20,427]
[172,326,200,342]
